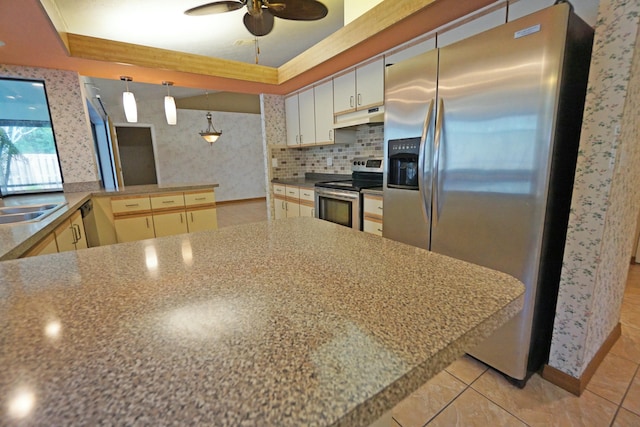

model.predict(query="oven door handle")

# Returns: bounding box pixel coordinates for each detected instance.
[316,188,359,202]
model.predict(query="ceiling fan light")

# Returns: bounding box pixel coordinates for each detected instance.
[123,91,137,123]
[164,95,177,125]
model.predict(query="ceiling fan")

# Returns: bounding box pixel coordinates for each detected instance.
[185,0,329,37]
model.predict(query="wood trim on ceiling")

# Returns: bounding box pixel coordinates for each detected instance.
[61,0,496,94]
[66,33,279,85]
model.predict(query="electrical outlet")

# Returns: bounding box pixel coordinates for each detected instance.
[327,157,333,166]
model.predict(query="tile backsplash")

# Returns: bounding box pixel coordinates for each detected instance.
[270,124,384,179]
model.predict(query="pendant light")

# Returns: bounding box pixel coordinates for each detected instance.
[199,92,222,145]
[120,76,137,123]
[163,81,177,125]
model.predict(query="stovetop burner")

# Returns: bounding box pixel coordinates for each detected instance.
[315,157,383,192]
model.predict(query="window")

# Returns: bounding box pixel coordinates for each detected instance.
[0,78,63,196]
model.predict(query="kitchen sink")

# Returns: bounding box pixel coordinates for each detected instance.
[0,202,66,224]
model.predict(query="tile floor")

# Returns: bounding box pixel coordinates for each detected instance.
[372,265,640,427]
[216,198,268,229]
[217,200,640,427]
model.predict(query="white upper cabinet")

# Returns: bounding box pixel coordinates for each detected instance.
[333,69,357,115]
[355,57,385,111]
[298,88,316,146]
[437,4,507,47]
[285,87,316,146]
[385,37,437,66]
[285,94,300,146]
[314,80,334,145]
[333,56,385,115]
[507,0,555,22]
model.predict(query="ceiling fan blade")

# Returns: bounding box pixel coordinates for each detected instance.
[185,1,245,16]
[243,9,275,36]
[269,0,328,21]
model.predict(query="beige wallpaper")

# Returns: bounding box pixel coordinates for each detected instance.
[108,97,266,203]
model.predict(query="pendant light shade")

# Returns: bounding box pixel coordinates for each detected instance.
[200,112,222,145]
[163,81,177,125]
[120,76,137,123]
[199,92,222,145]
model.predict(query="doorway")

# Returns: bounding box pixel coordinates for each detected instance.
[115,125,158,185]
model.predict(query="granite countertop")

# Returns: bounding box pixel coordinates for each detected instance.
[0,183,219,261]
[272,173,352,188]
[0,217,524,426]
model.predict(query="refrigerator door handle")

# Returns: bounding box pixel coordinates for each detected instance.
[418,98,435,224]
[432,97,445,226]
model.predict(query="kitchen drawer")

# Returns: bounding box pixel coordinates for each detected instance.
[273,184,286,196]
[285,186,300,199]
[150,193,185,210]
[184,190,216,207]
[299,188,315,202]
[111,195,151,215]
[363,195,383,216]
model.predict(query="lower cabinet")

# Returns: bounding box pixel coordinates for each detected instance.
[150,211,188,237]
[112,194,155,243]
[363,194,383,236]
[22,232,58,257]
[273,184,315,219]
[184,189,218,232]
[150,193,187,238]
[111,188,218,243]
[114,215,155,243]
[55,210,88,252]
[299,188,315,218]
[187,208,218,232]
[22,210,87,257]
[286,186,300,218]
[273,184,287,220]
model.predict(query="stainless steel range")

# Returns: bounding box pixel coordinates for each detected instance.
[315,157,383,230]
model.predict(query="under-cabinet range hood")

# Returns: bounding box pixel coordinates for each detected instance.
[333,106,384,130]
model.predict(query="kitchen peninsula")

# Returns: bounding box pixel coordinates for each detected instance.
[0,183,219,260]
[0,217,523,426]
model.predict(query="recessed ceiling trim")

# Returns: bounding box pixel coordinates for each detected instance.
[66,33,279,85]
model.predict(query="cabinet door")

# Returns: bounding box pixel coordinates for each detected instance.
[153,211,188,237]
[363,218,383,236]
[285,94,300,146]
[54,219,76,252]
[187,208,218,232]
[273,184,287,219]
[314,80,334,145]
[333,70,356,115]
[355,57,384,110]
[298,88,316,145]
[115,215,155,243]
[299,188,315,218]
[23,232,58,257]
[70,210,88,250]
[285,186,300,218]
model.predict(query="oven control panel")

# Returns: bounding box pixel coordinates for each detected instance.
[352,157,384,173]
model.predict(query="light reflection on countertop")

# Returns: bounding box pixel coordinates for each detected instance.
[0,218,524,426]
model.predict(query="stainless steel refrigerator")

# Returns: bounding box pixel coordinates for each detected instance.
[382,3,593,384]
